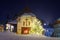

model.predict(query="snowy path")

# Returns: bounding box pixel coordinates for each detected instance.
[0,31,60,40]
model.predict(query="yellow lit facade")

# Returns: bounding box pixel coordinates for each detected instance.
[17,13,44,35]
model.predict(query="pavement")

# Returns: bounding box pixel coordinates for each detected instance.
[0,31,60,40]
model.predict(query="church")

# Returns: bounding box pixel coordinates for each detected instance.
[17,7,45,35]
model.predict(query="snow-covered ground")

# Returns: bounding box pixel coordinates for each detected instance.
[0,31,60,40]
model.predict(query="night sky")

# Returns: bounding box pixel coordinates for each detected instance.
[0,0,60,24]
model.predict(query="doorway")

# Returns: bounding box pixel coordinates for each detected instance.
[21,27,31,34]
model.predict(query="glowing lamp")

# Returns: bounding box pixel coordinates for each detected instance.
[44,23,47,25]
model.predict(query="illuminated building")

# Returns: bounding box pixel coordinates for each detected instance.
[53,18,60,37]
[17,7,44,35]
[6,23,14,32]
[0,25,4,32]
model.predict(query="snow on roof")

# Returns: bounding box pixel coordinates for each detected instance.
[57,18,60,21]
[21,13,36,17]
[8,20,17,24]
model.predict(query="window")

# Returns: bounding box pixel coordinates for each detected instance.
[23,21,25,26]
[25,18,28,26]
[29,21,30,26]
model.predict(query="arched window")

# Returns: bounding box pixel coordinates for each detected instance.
[25,18,28,26]
[23,21,25,26]
[29,21,30,26]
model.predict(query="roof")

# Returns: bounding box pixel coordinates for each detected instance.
[21,13,36,17]
[7,20,17,24]
[22,7,32,13]
[17,7,35,17]
[53,18,60,25]
[57,18,60,21]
